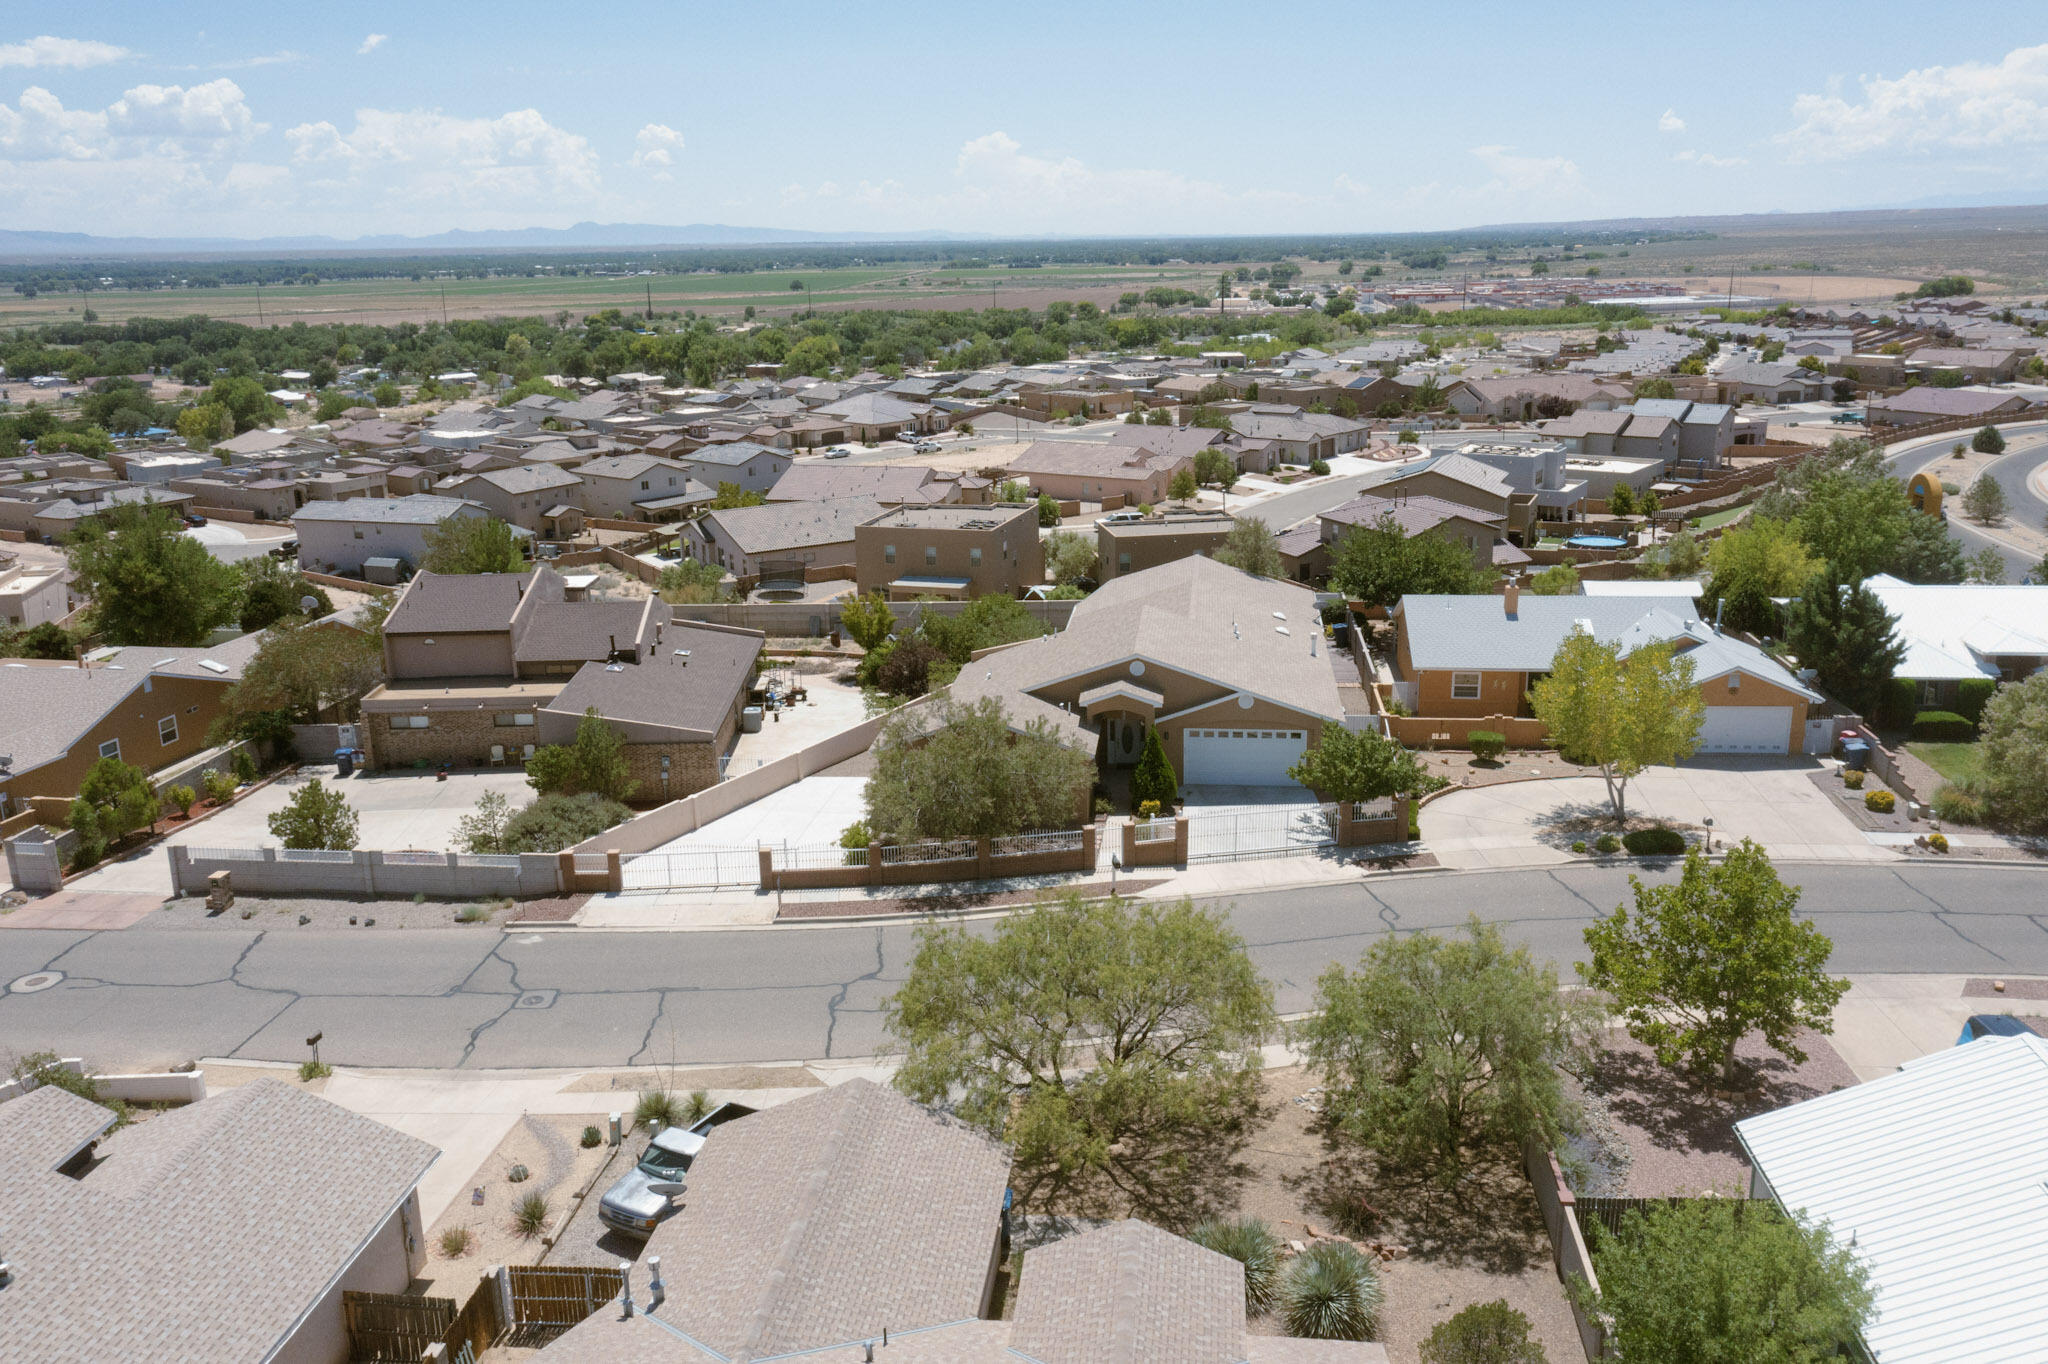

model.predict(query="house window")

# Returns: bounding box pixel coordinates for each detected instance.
[389,715,430,730]
[884,544,896,564]
[1919,680,1944,705]
[353,527,365,539]
[98,738,121,760]
[1118,553,1132,572]
[640,480,650,490]
[1728,674,1740,691]
[969,547,983,567]
[493,713,536,727]
[925,546,938,567]
[1451,672,1481,700]
[158,715,179,746]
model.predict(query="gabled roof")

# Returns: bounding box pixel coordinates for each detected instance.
[292,494,485,525]
[1379,451,1514,500]
[701,498,883,554]
[681,441,787,468]
[1863,575,2048,680]
[1396,593,1706,672]
[1009,1221,1246,1364]
[1319,491,1504,538]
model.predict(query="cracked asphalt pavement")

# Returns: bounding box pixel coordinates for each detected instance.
[4,863,2046,1072]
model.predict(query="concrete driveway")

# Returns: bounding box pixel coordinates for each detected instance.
[65,767,541,899]
[647,774,869,854]
[1422,758,1891,869]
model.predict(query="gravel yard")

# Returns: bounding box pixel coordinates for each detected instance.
[418,1114,612,1301]
[139,892,521,930]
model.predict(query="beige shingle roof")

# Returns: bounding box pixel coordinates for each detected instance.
[1013,1220,1244,1364]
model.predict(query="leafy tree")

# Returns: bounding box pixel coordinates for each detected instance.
[175,403,231,446]
[1583,1197,1872,1364]
[1888,508,1966,584]
[1633,377,1675,399]
[886,892,1276,1219]
[236,556,332,631]
[997,479,1031,502]
[1192,448,1239,489]
[65,501,242,646]
[865,695,1092,840]
[1419,1300,1548,1364]
[1300,917,1602,1181]
[838,591,897,651]
[1972,423,2006,453]
[372,381,402,407]
[10,621,74,659]
[1641,526,1706,580]
[1036,494,1061,527]
[500,792,632,851]
[525,709,637,803]
[218,611,384,727]
[1962,473,2010,523]
[1329,512,1487,610]
[1705,517,1815,635]
[655,558,732,604]
[1581,841,1848,1082]
[1755,439,1910,581]
[203,375,281,432]
[70,756,160,853]
[1606,482,1637,517]
[1527,562,1580,595]
[1212,516,1280,577]
[872,637,948,697]
[1044,529,1099,586]
[1782,570,1905,717]
[918,593,1047,663]
[1169,467,1199,502]
[1639,489,1660,520]
[456,790,514,853]
[1965,546,2006,585]
[267,778,360,850]
[1130,727,1178,807]
[1287,726,1436,803]
[1530,630,1703,822]
[420,514,526,575]
[1979,671,2048,831]
[709,480,766,509]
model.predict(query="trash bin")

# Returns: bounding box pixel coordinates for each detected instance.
[334,748,355,778]
[1840,738,1870,772]
[1331,621,1351,648]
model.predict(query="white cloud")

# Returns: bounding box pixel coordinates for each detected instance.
[207,51,303,70]
[938,130,1310,232]
[1469,144,1585,197]
[1785,44,2048,158]
[0,36,130,70]
[358,34,388,55]
[0,79,260,161]
[1658,108,1685,134]
[1673,148,1746,168]
[631,122,684,172]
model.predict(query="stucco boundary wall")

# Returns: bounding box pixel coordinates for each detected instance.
[664,598,1080,637]
[1385,714,1550,749]
[169,846,562,899]
[760,827,1096,891]
[0,1057,208,1106]
[568,700,932,856]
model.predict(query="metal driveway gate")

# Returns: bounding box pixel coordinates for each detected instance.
[619,846,761,889]
[1184,804,1336,862]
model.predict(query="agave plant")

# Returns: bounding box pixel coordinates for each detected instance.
[1189,1216,1282,1316]
[1279,1241,1383,1342]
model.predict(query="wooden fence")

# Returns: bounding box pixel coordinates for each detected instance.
[342,1288,457,1361]
[437,1273,505,1361]
[1521,1137,1608,1361]
[504,1265,623,1345]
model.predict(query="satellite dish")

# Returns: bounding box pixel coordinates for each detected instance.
[299,595,319,613]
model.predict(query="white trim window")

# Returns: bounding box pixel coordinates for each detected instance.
[389,715,430,730]
[158,715,179,746]
[1451,672,1482,700]
[98,738,121,760]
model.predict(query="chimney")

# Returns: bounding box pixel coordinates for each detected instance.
[1503,574,1520,619]
[618,1261,635,1317]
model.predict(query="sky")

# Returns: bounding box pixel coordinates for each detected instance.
[5,2,2048,242]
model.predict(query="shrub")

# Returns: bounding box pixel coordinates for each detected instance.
[454,904,491,923]
[500,792,632,853]
[231,748,258,784]
[1279,1241,1383,1341]
[1865,790,1896,813]
[10,1051,102,1104]
[580,1125,603,1148]
[1138,799,1161,818]
[202,769,239,804]
[513,1193,550,1238]
[1419,1299,1549,1364]
[684,1090,713,1124]
[1309,459,1331,475]
[1189,1217,1281,1315]
[439,1227,475,1258]
[1571,840,1588,854]
[1408,805,1420,840]
[1130,728,1179,809]
[1467,730,1506,762]
[297,1059,331,1081]
[1955,678,1997,726]
[635,1090,682,1129]
[1873,677,1917,730]
[165,784,197,817]
[1842,768,1865,789]
[1622,826,1687,856]
[1932,783,1983,825]
[1594,833,1621,854]
[1910,710,1974,742]
[1928,831,1950,852]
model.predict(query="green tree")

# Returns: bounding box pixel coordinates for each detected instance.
[1044,529,1098,586]
[1972,423,2006,453]
[1192,448,1239,489]
[420,514,526,575]
[1705,517,1816,635]
[886,892,1276,1218]
[203,374,281,432]
[655,558,732,604]
[1606,481,1637,517]
[372,380,402,407]
[10,621,74,659]
[1782,570,1905,717]
[236,556,332,632]
[455,790,514,853]
[1633,377,1676,399]
[1581,841,1849,1082]
[1962,472,2010,523]
[70,756,160,853]
[1965,545,2006,585]
[525,708,637,803]
[1130,727,1179,807]
[1287,726,1435,803]
[1527,562,1580,595]
[175,402,231,446]
[1583,1198,1872,1364]
[218,611,384,728]
[918,593,1047,663]
[1530,630,1703,822]
[1299,918,1602,1181]
[1756,440,1909,581]
[266,777,360,850]
[997,479,1031,502]
[1979,671,2048,831]
[1036,494,1061,527]
[1169,467,1199,503]
[1418,1300,1549,1364]
[1212,516,1280,577]
[1329,513,1488,610]
[838,592,897,652]
[1889,508,1967,584]
[864,696,1092,840]
[65,501,242,646]
[709,481,765,510]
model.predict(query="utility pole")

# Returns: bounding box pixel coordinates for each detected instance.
[255,281,264,326]
[440,283,449,326]
[645,283,653,320]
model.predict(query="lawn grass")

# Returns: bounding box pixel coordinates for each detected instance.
[1689,505,1749,531]
[1907,740,1985,787]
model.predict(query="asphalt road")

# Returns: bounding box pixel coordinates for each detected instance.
[4,862,2044,1073]
[1887,422,2048,581]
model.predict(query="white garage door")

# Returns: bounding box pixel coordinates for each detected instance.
[1182,727,1309,786]
[1697,706,1790,754]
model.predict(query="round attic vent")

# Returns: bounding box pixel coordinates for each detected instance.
[1129,661,1145,677]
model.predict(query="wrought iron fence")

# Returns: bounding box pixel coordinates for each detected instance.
[780,843,864,871]
[1132,818,1176,844]
[618,846,760,889]
[1184,803,1337,862]
[274,848,355,862]
[184,846,268,861]
[879,838,977,865]
[380,850,446,865]
[991,829,1083,858]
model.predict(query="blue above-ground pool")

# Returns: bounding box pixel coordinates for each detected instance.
[1565,534,1629,549]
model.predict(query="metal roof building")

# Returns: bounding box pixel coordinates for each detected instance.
[1735,1033,2048,1363]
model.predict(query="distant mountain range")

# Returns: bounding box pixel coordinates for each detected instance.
[0,221,988,258]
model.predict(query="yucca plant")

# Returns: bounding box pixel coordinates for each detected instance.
[635,1089,681,1129]
[1279,1242,1383,1341]
[513,1193,551,1238]
[1189,1217,1282,1315]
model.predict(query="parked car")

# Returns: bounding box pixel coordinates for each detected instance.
[824,448,850,459]
[1832,412,1864,424]
[184,514,208,527]
[597,1102,756,1236]
[1956,1014,2041,1046]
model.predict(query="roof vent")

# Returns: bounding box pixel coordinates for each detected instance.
[1275,625,1290,636]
